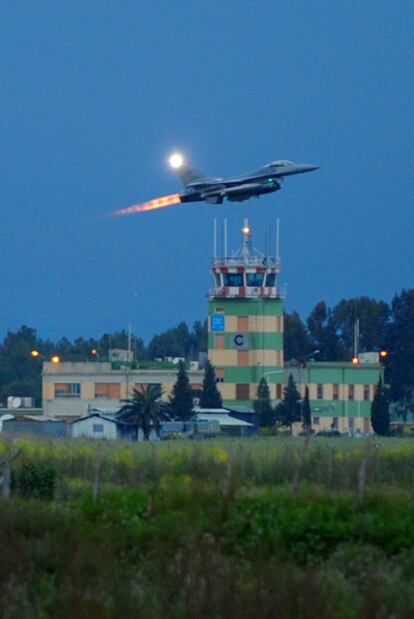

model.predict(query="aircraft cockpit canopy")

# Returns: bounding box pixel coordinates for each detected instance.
[269,160,295,167]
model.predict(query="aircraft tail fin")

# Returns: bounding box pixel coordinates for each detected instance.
[175,164,205,187]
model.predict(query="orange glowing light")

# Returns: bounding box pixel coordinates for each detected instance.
[51,355,61,364]
[31,350,40,358]
[112,193,181,217]
[352,356,359,365]
[380,350,388,358]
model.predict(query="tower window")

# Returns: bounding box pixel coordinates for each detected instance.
[265,273,276,287]
[216,368,224,383]
[215,335,225,349]
[237,351,249,366]
[246,272,264,287]
[223,273,243,287]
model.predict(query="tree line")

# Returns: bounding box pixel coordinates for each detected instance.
[0,290,413,409]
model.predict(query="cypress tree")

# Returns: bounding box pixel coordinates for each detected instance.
[199,361,223,409]
[254,378,274,428]
[276,373,302,434]
[169,360,194,420]
[302,385,312,433]
[371,376,390,436]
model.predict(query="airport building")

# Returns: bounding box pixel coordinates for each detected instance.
[285,360,382,433]
[40,219,383,433]
[42,361,203,418]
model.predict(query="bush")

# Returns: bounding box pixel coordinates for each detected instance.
[15,461,56,500]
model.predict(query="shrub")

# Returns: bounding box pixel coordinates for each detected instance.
[15,461,56,500]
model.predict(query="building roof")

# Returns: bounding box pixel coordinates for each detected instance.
[71,412,118,425]
[193,413,253,427]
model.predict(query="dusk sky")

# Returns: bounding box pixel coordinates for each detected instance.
[1,1,413,341]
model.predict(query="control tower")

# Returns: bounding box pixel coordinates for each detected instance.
[208,219,284,407]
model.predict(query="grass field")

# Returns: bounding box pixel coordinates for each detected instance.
[1,435,414,618]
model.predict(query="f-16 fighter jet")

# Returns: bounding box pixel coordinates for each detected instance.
[170,153,319,204]
[112,153,319,216]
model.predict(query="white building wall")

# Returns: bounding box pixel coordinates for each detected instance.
[71,416,118,440]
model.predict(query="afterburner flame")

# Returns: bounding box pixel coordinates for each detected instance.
[112,193,181,216]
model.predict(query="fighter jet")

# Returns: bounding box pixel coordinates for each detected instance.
[170,153,319,204]
[112,153,319,217]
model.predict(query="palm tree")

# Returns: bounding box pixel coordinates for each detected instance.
[117,384,165,440]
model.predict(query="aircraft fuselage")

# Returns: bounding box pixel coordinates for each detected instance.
[178,160,318,204]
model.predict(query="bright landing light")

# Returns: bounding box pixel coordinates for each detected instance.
[169,152,184,168]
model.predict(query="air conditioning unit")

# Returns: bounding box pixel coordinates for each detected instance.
[7,396,34,409]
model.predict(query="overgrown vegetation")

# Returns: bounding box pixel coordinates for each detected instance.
[1,436,414,617]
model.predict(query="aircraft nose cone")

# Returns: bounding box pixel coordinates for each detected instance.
[302,164,320,172]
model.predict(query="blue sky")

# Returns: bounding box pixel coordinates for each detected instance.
[1,1,413,341]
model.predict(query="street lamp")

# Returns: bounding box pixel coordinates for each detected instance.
[30,351,61,364]
[263,369,284,382]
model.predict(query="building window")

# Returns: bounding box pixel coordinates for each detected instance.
[215,334,225,350]
[134,382,161,393]
[223,273,243,287]
[236,384,250,400]
[332,417,339,430]
[348,384,355,401]
[237,350,249,366]
[313,417,320,425]
[237,316,249,331]
[276,384,282,400]
[363,385,370,400]
[348,417,355,430]
[93,424,104,433]
[317,384,323,400]
[94,383,121,399]
[55,383,81,398]
[333,384,339,400]
[246,272,264,287]
[215,368,224,383]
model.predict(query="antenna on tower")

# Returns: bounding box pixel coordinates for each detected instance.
[127,324,132,362]
[213,218,217,259]
[354,318,360,359]
[224,218,228,258]
[276,218,280,262]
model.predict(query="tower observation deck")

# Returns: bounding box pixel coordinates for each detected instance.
[208,219,284,407]
[209,219,284,300]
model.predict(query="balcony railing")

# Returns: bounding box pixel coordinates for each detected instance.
[208,286,285,299]
[212,256,280,268]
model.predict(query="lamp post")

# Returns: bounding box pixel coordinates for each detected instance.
[263,369,284,382]
[262,369,284,404]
